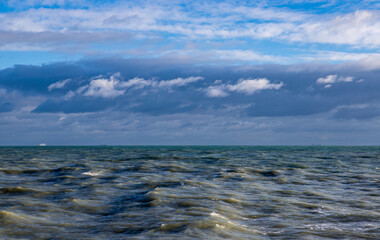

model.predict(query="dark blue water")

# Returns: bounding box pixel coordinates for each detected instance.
[0,146,379,239]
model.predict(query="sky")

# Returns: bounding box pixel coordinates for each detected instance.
[1,0,380,145]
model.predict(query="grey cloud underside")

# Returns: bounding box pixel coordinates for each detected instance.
[1,57,380,119]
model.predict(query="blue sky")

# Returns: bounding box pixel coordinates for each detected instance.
[1,0,380,145]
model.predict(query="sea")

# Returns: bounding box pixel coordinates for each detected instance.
[0,146,379,239]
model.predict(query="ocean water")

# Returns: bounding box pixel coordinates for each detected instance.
[0,146,379,239]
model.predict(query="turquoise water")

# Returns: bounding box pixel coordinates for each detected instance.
[0,146,379,239]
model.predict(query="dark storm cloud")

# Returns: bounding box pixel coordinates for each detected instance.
[0,63,95,93]
[1,57,380,119]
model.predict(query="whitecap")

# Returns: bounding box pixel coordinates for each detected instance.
[82,171,102,176]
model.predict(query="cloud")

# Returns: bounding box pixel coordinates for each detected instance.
[290,10,380,46]
[0,1,380,76]
[0,87,45,113]
[214,50,287,63]
[7,0,85,8]
[345,54,380,71]
[120,76,204,89]
[158,76,204,87]
[5,105,380,145]
[317,75,337,84]
[82,73,125,98]
[206,86,229,97]
[206,78,283,97]
[0,1,379,57]
[0,31,132,52]
[0,102,12,112]
[228,5,308,22]
[316,74,354,87]
[3,57,380,145]
[332,104,380,120]
[120,77,152,89]
[2,57,380,118]
[245,93,331,117]
[305,51,380,62]
[227,78,284,94]
[33,97,114,113]
[0,62,97,93]
[48,78,71,91]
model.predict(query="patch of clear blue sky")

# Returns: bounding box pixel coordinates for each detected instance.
[0,1,8,12]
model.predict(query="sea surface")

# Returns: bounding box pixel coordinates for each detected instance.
[0,146,379,239]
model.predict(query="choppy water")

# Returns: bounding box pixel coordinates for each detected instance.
[0,146,379,239]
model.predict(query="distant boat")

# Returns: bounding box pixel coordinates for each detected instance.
[39,143,46,146]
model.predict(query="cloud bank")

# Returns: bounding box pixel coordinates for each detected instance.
[0,57,379,145]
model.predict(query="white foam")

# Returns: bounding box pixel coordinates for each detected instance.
[306,223,342,231]
[82,171,101,176]
[215,224,225,229]
[210,211,228,220]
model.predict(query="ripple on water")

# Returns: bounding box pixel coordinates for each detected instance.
[0,146,379,239]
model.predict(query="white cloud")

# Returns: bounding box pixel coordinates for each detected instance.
[206,78,283,97]
[0,43,49,51]
[229,6,308,22]
[316,75,338,84]
[83,73,124,98]
[83,79,124,98]
[347,55,380,71]
[335,104,370,110]
[7,0,81,8]
[290,10,380,46]
[64,90,75,100]
[340,76,354,82]
[1,3,379,47]
[214,50,287,63]
[74,74,203,98]
[120,76,204,89]
[227,78,283,95]
[206,86,229,98]
[301,51,380,62]
[316,74,354,86]
[120,77,152,89]
[158,76,204,87]
[48,78,71,91]
[1,2,380,66]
